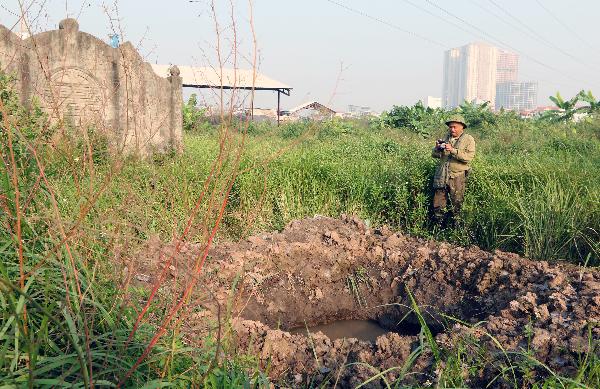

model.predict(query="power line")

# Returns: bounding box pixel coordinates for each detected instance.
[486,0,599,74]
[401,0,489,46]
[487,0,560,48]
[421,0,549,64]
[533,0,600,55]
[323,0,446,48]
[421,0,600,89]
[469,0,600,81]
[467,0,539,43]
[403,0,589,93]
[324,0,597,92]
[466,0,597,91]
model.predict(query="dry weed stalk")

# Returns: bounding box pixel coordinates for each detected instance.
[118,0,260,384]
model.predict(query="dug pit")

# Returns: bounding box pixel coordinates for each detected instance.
[137,216,599,387]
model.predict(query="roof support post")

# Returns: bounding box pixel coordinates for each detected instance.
[277,90,281,126]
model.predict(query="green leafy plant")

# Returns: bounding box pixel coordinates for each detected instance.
[542,92,581,122]
[457,100,496,128]
[183,93,209,132]
[380,101,445,137]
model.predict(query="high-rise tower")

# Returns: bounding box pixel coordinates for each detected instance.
[496,49,519,83]
[442,42,498,109]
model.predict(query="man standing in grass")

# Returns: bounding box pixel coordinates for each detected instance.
[431,114,476,226]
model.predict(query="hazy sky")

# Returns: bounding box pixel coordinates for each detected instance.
[2,0,600,112]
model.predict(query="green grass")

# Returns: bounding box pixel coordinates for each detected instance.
[0,72,267,387]
[2,65,599,386]
[51,115,599,265]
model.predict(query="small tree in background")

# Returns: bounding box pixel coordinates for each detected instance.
[379,101,446,137]
[456,100,496,128]
[182,93,208,132]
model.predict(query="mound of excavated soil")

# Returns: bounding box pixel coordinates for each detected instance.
[135,216,599,387]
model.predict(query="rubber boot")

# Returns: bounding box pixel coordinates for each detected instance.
[432,207,445,227]
[448,211,464,230]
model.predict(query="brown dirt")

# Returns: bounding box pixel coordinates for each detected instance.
[134,215,599,387]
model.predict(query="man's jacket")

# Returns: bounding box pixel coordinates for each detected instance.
[432,132,476,181]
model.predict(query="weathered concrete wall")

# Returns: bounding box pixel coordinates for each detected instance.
[0,19,182,156]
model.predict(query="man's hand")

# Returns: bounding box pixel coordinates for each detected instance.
[444,143,455,153]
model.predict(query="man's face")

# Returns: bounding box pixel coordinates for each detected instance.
[448,122,465,137]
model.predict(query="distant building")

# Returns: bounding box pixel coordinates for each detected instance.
[442,42,537,111]
[443,42,498,108]
[443,47,462,108]
[424,96,441,109]
[496,49,519,83]
[242,107,278,122]
[519,105,554,119]
[495,82,538,111]
[347,104,373,117]
[288,101,336,121]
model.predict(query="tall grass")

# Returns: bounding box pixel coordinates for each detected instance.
[1,54,267,386]
[512,174,596,261]
[199,117,598,264]
[49,115,600,265]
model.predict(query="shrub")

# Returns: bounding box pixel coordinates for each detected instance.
[183,93,210,133]
[380,101,446,137]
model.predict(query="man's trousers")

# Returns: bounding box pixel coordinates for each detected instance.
[433,172,466,222]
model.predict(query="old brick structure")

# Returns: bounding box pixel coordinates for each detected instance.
[0,18,182,155]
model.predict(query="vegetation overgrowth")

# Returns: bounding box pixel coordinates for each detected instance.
[1,69,266,386]
[106,97,599,265]
[2,61,599,387]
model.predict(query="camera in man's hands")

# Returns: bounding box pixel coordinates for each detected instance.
[436,139,447,151]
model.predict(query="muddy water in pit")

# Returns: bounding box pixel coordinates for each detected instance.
[289,320,422,343]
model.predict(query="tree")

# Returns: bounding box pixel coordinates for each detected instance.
[457,100,496,127]
[382,101,441,137]
[182,93,207,132]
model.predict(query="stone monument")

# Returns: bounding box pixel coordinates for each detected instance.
[0,19,182,156]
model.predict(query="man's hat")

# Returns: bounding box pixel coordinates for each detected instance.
[445,114,468,128]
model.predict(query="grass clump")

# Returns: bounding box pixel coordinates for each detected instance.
[180,114,598,265]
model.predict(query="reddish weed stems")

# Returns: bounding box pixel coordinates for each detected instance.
[0,78,112,388]
[3,0,305,384]
[118,1,259,385]
[3,3,143,384]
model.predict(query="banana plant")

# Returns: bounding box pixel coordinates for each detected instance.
[541,92,580,122]
[577,90,600,115]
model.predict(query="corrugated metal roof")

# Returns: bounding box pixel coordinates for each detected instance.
[151,64,291,91]
[289,101,336,114]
